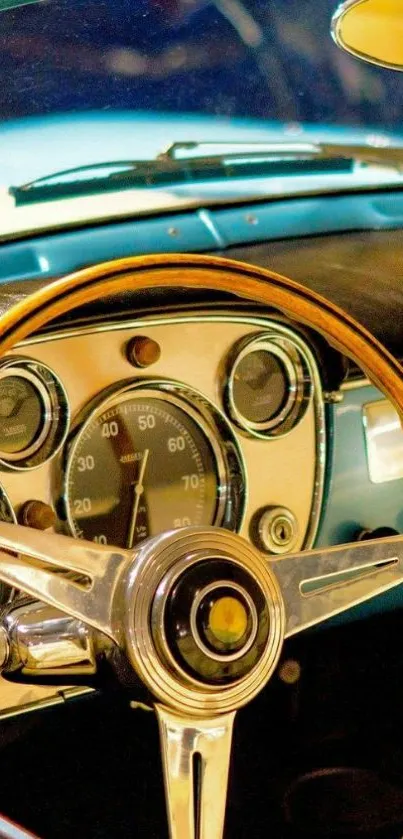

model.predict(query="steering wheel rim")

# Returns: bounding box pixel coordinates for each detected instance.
[0,252,402,839]
[0,253,402,411]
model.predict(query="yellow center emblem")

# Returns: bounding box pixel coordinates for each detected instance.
[208,596,248,645]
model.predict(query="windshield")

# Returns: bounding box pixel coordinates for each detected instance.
[1,0,402,131]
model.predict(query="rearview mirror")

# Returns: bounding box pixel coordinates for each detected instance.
[331,0,403,71]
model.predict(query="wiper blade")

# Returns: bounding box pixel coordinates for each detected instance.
[9,140,403,206]
[162,139,403,169]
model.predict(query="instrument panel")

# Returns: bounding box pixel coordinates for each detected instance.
[0,308,325,718]
[0,310,325,564]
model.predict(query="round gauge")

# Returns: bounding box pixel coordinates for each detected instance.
[0,369,50,460]
[0,359,69,470]
[232,350,290,425]
[65,383,244,548]
[226,333,311,438]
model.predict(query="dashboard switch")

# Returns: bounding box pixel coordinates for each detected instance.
[126,336,161,368]
[253,506,299,555]
[19,500,56,531]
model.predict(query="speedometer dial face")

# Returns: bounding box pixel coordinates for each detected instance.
[65,388,226,548]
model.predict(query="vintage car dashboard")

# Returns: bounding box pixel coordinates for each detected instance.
[0,225,403,721]
[0,304,328,717]
[0,310,324,552]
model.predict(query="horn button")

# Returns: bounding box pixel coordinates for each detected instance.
[155,560,270,685]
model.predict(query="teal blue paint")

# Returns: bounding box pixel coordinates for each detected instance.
[315,385,403,621]
[2,190,403,283]
[316,385,403,546]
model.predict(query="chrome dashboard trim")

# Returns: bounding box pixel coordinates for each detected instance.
[16,309,326,552]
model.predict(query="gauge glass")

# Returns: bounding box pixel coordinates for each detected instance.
[232,350,288,424]
[0,373,47,457]
[66,390,223,547]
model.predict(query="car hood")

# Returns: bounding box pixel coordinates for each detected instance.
[1,111,403,242]
[1,110,402,186]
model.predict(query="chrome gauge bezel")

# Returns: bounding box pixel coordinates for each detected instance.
[63,378,246,542]
[0,357,70,471]
[0,483,16,526]
[225,332,312,439]
[0,367,51,462]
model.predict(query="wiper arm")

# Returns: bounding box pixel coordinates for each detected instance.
[9,140,403,206]
[162,139,403,169]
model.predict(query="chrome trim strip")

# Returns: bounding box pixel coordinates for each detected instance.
[341,376,371,391]
[0,686,93,721]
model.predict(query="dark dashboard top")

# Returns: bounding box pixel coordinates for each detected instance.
[226,228,403,360]
[0,227,402,364]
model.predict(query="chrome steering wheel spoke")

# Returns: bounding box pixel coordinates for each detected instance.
[0,522,130,644]
[1,523,403,839]
[156,705,235,839]
[270,533,403,636]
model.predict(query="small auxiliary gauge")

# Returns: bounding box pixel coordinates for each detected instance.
[226,333,312,438]
[0,358,69,470]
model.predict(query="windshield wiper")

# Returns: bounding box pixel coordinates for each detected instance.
[9,140,403,206]
[163,140,403,169]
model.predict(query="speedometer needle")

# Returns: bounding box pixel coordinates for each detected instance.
[126,448,150,549]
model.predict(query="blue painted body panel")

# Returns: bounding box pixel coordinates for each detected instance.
[3,190,403,283]
[318,387,403,622]
[319,385,403,547]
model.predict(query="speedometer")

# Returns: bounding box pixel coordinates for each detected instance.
[65,382,244,548]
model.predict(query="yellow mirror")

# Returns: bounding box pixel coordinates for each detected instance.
[332,0,403,70]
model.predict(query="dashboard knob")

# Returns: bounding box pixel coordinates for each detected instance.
[19,500,56,531]
[126,335,161,368]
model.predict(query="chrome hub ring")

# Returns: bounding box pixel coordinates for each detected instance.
[124,527,285,716]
